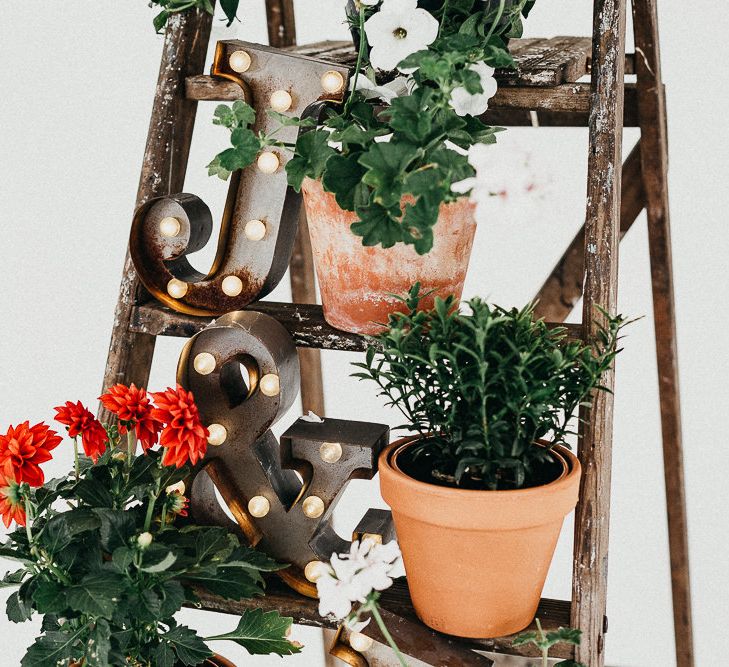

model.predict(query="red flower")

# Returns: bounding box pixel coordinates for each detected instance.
[166,490,189,518]
[0,422,62,487]
[54,401,109,463]
[151,386,209,468]
[0,473,26,528]
[99,384,162,451]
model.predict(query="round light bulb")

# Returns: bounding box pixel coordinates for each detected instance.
[257,151,280,174]
[166,480,185,495]
[193,352,216,375]
[321,70,345,94]
[221,275,244,297]
[304,560,327,583]
[319,441,343,464]
[248,495,270,518]
[302,496,325,519]
[229,50,252,73]
[349,632,373,653]
[244,219,267,241]
[207,423,228,447]
[159,216,181,238]
[259,373,280,397]
[167,278,188,299]
[270,89,292,112]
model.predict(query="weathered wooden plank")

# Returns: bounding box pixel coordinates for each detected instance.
[498,36,592,86]
[99,8,214,419]
[533,140,644,322]
[632,1,694,665]
[130,301,584,349]
[572,1,628,665]
[192,577,572,662]
[266,0,326,417]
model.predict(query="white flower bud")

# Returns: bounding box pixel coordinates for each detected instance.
[137,532,153,548]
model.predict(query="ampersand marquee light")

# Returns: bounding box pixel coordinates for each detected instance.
[129,42,350,316]
[178,311,390,597]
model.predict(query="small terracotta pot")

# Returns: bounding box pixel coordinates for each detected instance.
[379,437,581,638]
[301,178,478,334]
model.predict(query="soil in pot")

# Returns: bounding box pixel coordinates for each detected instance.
[302,178,477,334]
[379,437,581,639]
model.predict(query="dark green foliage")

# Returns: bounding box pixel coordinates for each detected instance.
[1,446,298,665]
[354,285,626,489]
[149,0,239,33]
[513,621,587,667]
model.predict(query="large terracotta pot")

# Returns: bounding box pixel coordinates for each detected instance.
[379,437,581,638]
[301,178,477,334]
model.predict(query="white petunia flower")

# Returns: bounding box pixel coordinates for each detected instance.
[351,74,411,103]
[364,0,439,72]
[448,61,499,116]
[317,539,405,621]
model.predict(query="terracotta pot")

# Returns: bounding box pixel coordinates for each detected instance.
[301,178,478,334]
[379,437,581,638]
[70,653,234,667]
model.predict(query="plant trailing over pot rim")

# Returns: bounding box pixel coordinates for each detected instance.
[354,286,628,637]
[208,0,539,333]
[0,385,300,667]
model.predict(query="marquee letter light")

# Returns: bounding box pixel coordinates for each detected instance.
[178,311,390,597]
[130,41,349,316]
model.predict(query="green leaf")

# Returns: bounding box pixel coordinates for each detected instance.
[206,609,300,656]
[286,130,336,191]
[84,619,111,667]
[546,626,583,647]
[159,579,186,617]
[184,566,262,600]
[220,0,239,25]
[350,203,403,248]
[164,625,214,666]
[225,546,286,572]
[359,141,418,208]
[387,91,432,143]
[7,589,33,622]
[555,661,587,667]
[0,568,27,588]
[66,572,126,619]
[154,642,177,667]
[21,627,87,667]
[321,154,367,211]
[31,579,67,614]
[153,10,170,33]
[207,155,232,180]
[93,508,136,552]
[140,544,178,573]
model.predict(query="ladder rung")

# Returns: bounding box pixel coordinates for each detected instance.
[130,302,583,350]
[191,576,577,661]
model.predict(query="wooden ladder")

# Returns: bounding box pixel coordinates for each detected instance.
[100,1,693,665]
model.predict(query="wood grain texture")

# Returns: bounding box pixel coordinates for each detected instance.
[572,1,628,665]
[99,8,213,421]
[533,140,645,321]
[632,1,694,664]
[266,0,326,416]
[192,577,572,662]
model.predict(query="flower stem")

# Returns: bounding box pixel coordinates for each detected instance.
[73,437,80,481]
[345,4,368,115]
[126,428,136,468]
[535,618,548,667]
[484,0,507,44]
[438,0,450,38]
[23,493,33,546]
[369,602,408,667]
[143,492,158,532]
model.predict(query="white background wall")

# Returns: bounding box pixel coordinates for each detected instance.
[0,1,726,665]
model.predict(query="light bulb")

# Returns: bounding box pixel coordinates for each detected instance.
[221,275,244,297]
[304,560,326,583]
[302,496,325,519]
[167,278,188,299]
[207,423,227,447]
[229,50,251,73]
[259,373,280,397]
[193,352,216,375]
[321,70,345,94]
[319,441,343,463]
[257,151,280,174]
[248,495,270,518]
[270,89,292,112]
[244,219,267,241]
[159,216,181,237]
[349,632,373,653]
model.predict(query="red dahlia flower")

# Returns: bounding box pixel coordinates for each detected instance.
[0,473,26,528]
[151,386,209,468]
[99,384,162,451]
[54,401,109,463]
[166,490,189,518]
[0,422,62,487]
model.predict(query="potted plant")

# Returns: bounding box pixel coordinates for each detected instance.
[0,385,300,666]
[208,0,538,333]
[353,286,626,638]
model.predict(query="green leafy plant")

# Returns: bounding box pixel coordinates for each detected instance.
[353,285,627,490]
[149,0,239,33]
[0,387,299,666]
[209,0,539,254]
[512,620,586,667]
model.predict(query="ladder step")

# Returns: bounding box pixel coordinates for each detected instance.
[192,576,577,661]
[130,302,583,351]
